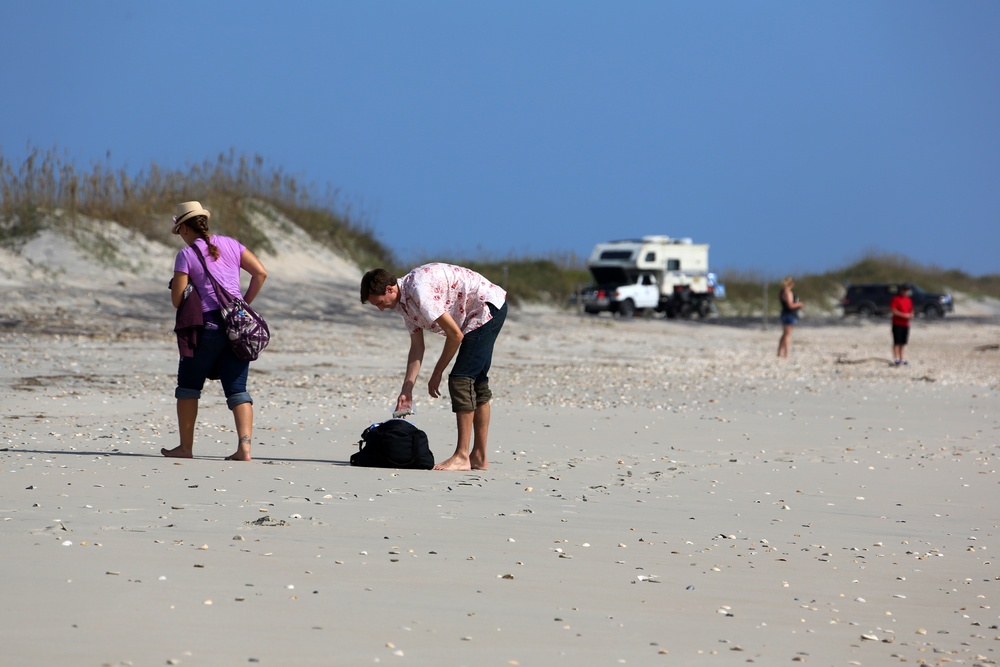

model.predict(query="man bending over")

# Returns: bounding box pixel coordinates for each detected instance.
[360,264,507,471]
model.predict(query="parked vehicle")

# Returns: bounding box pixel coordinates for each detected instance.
[580,236,724,318]
[841,283,953,318]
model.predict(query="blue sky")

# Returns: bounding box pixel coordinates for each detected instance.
[3,1,998,277]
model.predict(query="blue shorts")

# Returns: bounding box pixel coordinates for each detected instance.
[448,302,507,411]
[175,310,253,409]
[451,302,507,381]
[780,313,798,326]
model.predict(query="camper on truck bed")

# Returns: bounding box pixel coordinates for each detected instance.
[580,236,723,319]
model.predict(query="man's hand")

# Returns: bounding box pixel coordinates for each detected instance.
[428,370,443,398]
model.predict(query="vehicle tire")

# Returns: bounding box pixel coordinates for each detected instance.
[583,307,600,316]
[857,303,875,318]
[697,300,711,319]
[618,299,636,319]
[924,304,943,318]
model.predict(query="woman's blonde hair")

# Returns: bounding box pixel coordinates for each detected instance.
[782,276,795,288]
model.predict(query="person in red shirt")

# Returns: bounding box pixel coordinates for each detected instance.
[890,285,914,366]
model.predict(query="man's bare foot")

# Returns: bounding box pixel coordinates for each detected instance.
[433,455,472,471]
[468,441,490,470]
[161,446,193,458]
[225,451,251,461]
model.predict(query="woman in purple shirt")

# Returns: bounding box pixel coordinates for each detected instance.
[162,201,268,461]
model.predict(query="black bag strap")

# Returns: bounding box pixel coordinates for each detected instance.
[192,244,236,306]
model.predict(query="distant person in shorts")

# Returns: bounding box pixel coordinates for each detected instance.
[360,263,507,471]
[777,276,804,358]
[890,284,914,366]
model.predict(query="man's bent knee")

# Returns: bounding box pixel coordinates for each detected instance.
[473,380,492,407]
[448,376,477,412]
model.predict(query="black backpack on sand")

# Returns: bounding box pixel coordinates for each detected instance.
[350,419,434,470]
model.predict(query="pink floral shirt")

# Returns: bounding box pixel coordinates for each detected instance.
[397,263,507,336]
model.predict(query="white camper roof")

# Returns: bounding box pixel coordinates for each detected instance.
[604,235,696,245]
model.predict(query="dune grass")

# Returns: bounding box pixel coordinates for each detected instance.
[719,252,1000,316]
[0,145,393,270]
[425,254,591,307]
[2,146,996,312]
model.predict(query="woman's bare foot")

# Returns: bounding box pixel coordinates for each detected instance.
[161,446,193,458]
[225,436,252,461]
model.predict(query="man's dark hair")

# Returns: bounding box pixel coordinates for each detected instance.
[360,268,397,303]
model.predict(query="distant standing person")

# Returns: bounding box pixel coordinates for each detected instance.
[777,276,804,358]
[890,284,914,366]
[163,201,268,461]
[360,263,507,471]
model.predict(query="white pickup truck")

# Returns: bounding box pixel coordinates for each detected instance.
[583,272,660,318]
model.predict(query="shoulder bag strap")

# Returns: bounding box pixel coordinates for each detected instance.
[192,244,235,304]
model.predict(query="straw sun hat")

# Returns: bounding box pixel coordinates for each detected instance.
[172,201,211,234]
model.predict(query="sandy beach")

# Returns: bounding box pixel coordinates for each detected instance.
[1,223,998,666]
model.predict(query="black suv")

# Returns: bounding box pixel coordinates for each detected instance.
[841,284,954,318]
